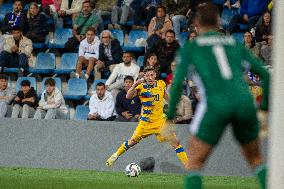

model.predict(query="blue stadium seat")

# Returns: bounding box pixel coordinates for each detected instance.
[47,28,72,48]
[110,29,124,46]
[39,77,62,96]
[29,53,56,74]
[179,32,189,46]
[73,105,90,120]
[85,79,107,100]
[64,78,87,100]
[123,30,148,52]
[16,77,37,92]
[54,53,78,74]
[231,32,244,43]
[3,68,19,73]
[0,3,13,22]
[136,56,144,67]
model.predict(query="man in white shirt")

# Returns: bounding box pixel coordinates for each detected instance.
[88,82,116,121]
[105,51,140,99]
[71,27,100,80]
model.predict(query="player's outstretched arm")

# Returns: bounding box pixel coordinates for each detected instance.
[126,79,143,99]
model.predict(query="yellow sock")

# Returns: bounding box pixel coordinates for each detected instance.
[175,144,189,167]
[116,141,130,157]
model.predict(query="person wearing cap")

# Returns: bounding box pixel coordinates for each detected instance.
[0,74,15,118]
[11,80,37,118]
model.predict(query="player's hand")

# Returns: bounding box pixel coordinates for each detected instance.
[133,78,144,87]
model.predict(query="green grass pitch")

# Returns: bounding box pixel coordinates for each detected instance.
[0,167,260,189]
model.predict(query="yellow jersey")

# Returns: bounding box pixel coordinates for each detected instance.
[135,80,166,123]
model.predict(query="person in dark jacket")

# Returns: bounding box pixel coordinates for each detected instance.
[1,0,27,34]
[26,2,49,43]
[146,29,180,75]
[11,80,37,118]
[115,76,141,122]
[96,30,123,79]
[255,11,272,43]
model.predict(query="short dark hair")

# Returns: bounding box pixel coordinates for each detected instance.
[0,74,8,80]
[12,26,22,32]
[44,78,56,86]
[14,0,23,5]
[165,29,175,37]
[156,5,166,15]
[143,66,156,73]
[124,76,134,82]
[123,51,132,56]
[96,82,105,88]
[86,26,96,34]
[194,2,219,28]
[21,80,31,86]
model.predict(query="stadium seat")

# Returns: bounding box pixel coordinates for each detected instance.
[136,56,144,67]
[16,77,37,92]
[221,8,240,30]
[39,77,62,96]
[64,78,87,100]
[110,29,124,46]
[179,32,189,46]
[0,3,13,22]
[29,53,56,74]
[47,28,72,49]
[85,79,107,100]
[54,53,78,74]
[123,30,148,52]
[231,33,244,43]
[160,73,167,78]
[73,105,90,120]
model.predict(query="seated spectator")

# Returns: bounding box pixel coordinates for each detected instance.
[105,51,140,98]
[0,27,33,77]
[116,76,141,122]
[146,29,180,74]
[58,0,84,20]
[163,0,191,40]
[11,80,37,118]
[147,5,172,48]
[0,74,15,118]
[188,30,197,41]
[70,27,100,80]
[88,82,116,121]
[0,32,5,53]
[243,31,259,57]
[64,0,100,53]
[109,0,134,29]
[165,61,176,86]
[223,0,241,9]
[41,0,63,29]
[255,11,272,44]
[139,53,160,79]
[260,34,272,67]
[227,0,270,33]
[96,30,123,79]
[172,95,192,124]
[138,0,162,27]
[26,2,49,43]
[34,78,68,119]
[1,0,27,34]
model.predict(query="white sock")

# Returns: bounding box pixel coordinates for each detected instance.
[75,73,80,78]
[85,74,89,79]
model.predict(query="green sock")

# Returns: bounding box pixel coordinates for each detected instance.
[184,171,202,189]
[255,164,267,189]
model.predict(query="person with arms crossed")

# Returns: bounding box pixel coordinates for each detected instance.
[106,66,188,168]
[166,2,269,189]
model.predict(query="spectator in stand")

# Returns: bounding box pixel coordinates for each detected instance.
[64,0,100,53]
[0,27,32,77]
[188,30,197,41]
[139,0,162,27]
[165,61,176,86]
[25,2,49,43]
[260,34,272,67]
[58,0,84,20]
[34,78,68,119]
[163,0,191,40]
[96,30,123,80]
[139,53,160,79]
[147,5,172,48]
[70,27,100,80]
[109,0,134,30]
[243,31,259,57]
[0,74,15,118]
[1,0,27,34]
[88,82,116,121]
[172,95,192,124]
[105,51,140,99]
[223,0,241,9]
[116,76,141,122]
[227,0,270,34]
[255,11,272,44]
[11,80,37,118]
[146,29,180,75]
[41,0,63,29]
[0,32,5,53]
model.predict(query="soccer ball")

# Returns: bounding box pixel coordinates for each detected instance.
[125,163,141,177]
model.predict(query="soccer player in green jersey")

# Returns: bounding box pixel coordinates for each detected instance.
[166,2,269,189]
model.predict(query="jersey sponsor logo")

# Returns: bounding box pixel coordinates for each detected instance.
[197,36,235,46]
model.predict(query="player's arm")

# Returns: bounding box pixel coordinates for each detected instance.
[242,45,270,111]
[166,48,190,120]
[126,79,143,99]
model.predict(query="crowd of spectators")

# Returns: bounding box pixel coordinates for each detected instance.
[0,0,274,123]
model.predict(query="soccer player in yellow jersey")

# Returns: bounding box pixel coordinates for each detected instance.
[106,66,188,167]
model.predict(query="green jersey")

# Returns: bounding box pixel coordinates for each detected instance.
[167,31,270,145]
